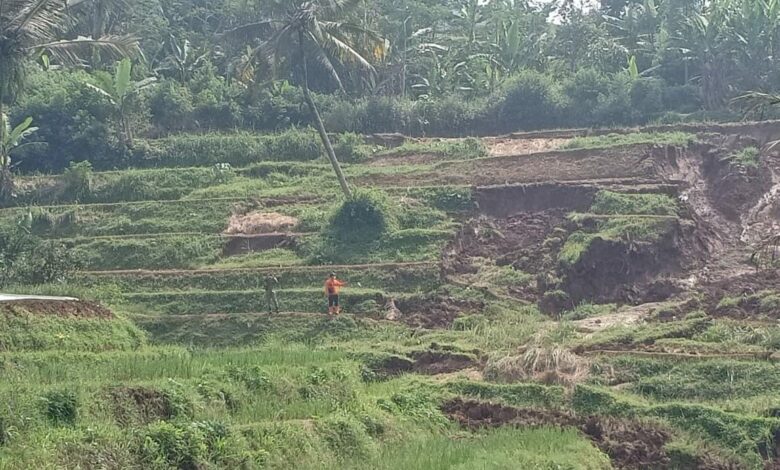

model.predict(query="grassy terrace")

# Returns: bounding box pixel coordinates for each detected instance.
[2,131,778,469]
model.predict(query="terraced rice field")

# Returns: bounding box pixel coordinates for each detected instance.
[2,122,780,468]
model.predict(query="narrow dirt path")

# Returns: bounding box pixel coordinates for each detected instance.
[82,261,438,276]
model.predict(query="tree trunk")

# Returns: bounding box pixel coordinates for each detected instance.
[0,100,15,203]
[298,29,352,198]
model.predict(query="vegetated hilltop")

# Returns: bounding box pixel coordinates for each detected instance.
[1,121,780,469]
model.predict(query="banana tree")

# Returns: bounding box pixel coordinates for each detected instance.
[0,115,38,201]
[85,58,157,148]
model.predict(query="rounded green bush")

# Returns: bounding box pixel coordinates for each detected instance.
[328,190,396,242]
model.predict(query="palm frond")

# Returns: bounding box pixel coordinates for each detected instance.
[221,21,276,42]
[308,33,344,91]
[9,0,66,42]
[33,35,140,65]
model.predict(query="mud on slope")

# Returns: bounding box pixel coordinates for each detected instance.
[0,300,113,319]
[443,210,570,302]
[442,398,672,470]
[393,296,485,329]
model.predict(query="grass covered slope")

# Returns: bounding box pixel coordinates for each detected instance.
[2,127,780,469]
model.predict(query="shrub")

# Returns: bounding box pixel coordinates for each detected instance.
[328,190,397,242]
[0,226,81,286]
[316,414,375,459]
[140,421,208,469]
[333,133,369,163]
[265,128,322,161]
[561,68,612,127]
[149,80,195,133]
[495,70,563,132]
[41,390,79,425]
[60,161,94,202]
[722,147,760,169]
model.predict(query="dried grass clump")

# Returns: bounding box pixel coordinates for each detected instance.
[224,211,298,234]
[484,347,589,386]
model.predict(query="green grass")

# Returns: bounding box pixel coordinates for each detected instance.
[591,191,679,216]
[374,137,488,161]
[563,131,697,150]
[559,215,677,266]
[344,427,610,470]
[77,263,441,294]
[722,146,760,169]
[0,309,145,352]
[69,234,223,270]
[124,288,387,315]
[203,249,306,269]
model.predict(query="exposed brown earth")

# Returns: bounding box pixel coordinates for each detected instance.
[395,296,485,329]
[0,300,113,319]
[441,398,672,470]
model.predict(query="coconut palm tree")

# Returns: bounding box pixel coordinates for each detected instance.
[0,0,139,197]
[227,0,387,198]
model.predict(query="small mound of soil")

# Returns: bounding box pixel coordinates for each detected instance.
[486,137,568,157]
[410,351,477,375]
[442,398,672,470]
[366,350,479,379]
[224,211,298,235]
[581,417,671,469]
[108,386,174,425]
[441,398,576,428]
[396,296,484,329]
[0,300,113,319]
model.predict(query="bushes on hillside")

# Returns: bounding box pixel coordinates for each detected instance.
[0,224,81,287]
[8,67,709,173]
[328,190,397,243]
[495,71,564,132]
[11,69,120,172]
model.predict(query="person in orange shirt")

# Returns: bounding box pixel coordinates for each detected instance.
[324,272,347,315]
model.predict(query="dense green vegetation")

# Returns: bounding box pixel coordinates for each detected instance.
[2,0,780,176]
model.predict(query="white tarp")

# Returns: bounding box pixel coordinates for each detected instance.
[0,294,78,302]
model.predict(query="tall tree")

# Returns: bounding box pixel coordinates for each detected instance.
[228,0,387,197]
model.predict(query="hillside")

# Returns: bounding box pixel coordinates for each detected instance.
[1,122,780,469]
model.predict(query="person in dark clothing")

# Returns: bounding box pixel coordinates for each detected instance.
[264,275,280,314]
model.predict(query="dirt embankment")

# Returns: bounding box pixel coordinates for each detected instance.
[562,221,702,306]
[365,348,481,379]
[393,296,485,329]
[442,398,673,470]
[0,300,113,319]
[474,183,598,218]
[444,134,780,310]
